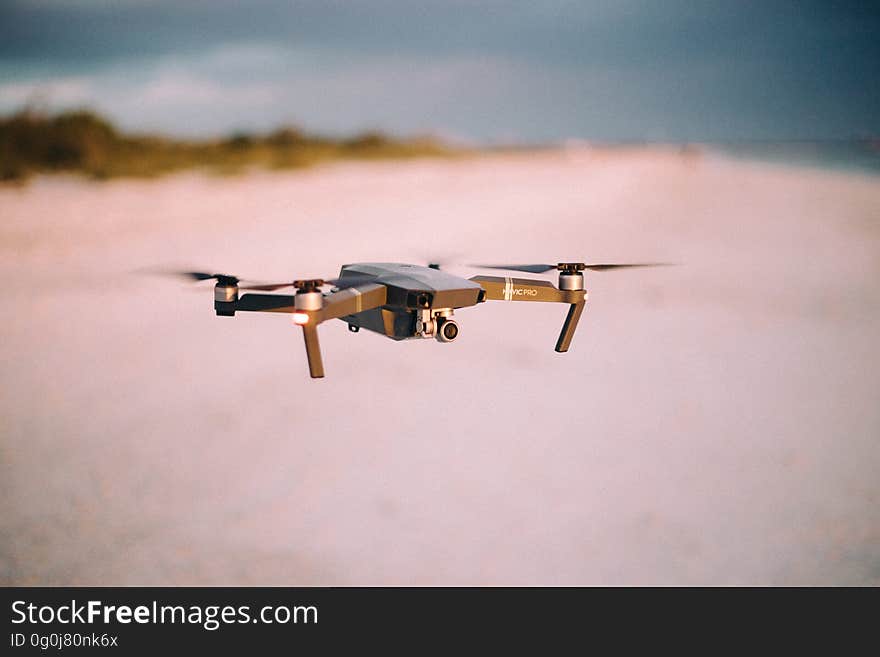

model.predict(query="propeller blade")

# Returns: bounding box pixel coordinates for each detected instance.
[470,264,557,274]
[583,263,673,271]
[472,263,674,274]
[325,274,379,289]
[239,282,292,291]
[239,274,378,292]
[182,271,219,281]
[175,271,241,284]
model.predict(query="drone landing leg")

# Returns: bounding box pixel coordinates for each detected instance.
[301,325,325,378]
[555,301,585,352]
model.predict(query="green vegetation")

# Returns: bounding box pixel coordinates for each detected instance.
[0,109,457,182]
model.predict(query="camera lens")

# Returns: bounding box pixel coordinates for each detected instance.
[436,318,459,342]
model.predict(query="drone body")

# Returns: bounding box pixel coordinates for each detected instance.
[186,260,666,378]
[204,262,590,378]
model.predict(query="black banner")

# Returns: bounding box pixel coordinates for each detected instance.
[1,587,872,652]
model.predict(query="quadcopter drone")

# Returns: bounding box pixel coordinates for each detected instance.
[180,261,666,378]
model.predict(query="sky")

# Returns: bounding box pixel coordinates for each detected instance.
[1,0,878,142]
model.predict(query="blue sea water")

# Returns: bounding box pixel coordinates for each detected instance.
[713,140,880,177]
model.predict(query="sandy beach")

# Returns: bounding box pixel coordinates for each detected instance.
[1,148,878,585]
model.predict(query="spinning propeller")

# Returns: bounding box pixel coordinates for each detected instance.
[174,271,375,290]
[471,262,673,274]
[180,271,241,284]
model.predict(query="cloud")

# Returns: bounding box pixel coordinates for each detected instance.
[128,72,278,109]
[0,44,295,134]
[0,42,567,140]
[0,77,94,108]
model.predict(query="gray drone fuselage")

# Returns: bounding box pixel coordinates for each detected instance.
[335,263,484,340]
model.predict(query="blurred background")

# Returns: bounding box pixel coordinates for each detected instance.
[1,1,878,584]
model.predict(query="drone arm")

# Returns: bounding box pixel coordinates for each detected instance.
[317,284,387,323]
[470,275,567,303]
[233,293,297,312]
[231,284,386,320]
[470,275,587,352]
[225,286,386,379]
[290,284,387,379]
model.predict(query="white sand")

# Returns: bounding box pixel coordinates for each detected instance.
[1,149,878,584]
